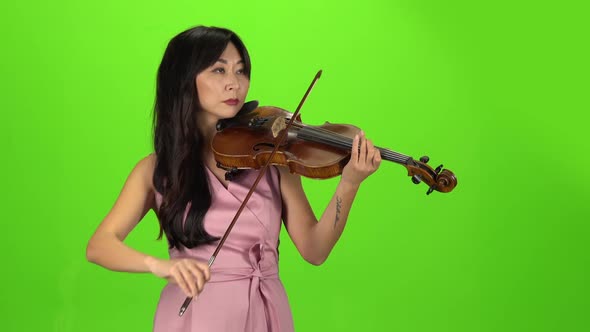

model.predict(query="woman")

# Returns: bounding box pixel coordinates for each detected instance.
[86,25,381,331]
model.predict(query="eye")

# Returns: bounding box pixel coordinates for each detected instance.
[212,67,225,73]
[236,68,246,75]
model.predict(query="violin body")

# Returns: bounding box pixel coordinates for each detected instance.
[213,106,356,179]
[212,104,457,194]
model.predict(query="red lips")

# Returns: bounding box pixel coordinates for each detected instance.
[224,99,239,106]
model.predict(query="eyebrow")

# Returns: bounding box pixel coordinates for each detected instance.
[216,58,244,64]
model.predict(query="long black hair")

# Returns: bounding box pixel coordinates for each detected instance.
[152,26,251,250]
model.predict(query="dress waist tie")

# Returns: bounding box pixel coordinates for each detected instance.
[208,243,279,332]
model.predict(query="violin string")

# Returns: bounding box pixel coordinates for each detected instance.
[288,121,411,163]
[295,126,407,163]
[289,121,411,160]
[293,127,409,164]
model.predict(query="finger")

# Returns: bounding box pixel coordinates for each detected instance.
[172,270,193,297]
[350,133,359,164]
[359,131,368,165]
[196,262,211,281]
[187,263,205,293]
[178,266,197,297]
[373,148,382,168]
[366,139,376,168]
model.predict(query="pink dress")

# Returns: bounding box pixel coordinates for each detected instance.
[153,166,294,332]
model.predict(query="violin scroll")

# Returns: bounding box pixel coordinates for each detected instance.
[406,156,457,195]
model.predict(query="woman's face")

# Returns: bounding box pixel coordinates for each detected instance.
[195,42,250,125]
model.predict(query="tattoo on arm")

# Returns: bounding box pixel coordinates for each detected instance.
[334,196,342,228]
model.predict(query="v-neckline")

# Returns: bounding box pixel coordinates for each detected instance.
[205,165,231,191]
[203,166,273,234]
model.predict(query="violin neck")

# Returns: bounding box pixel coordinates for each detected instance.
[376,147,413,165]
[295,126,412,165]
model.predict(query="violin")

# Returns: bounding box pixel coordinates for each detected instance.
[212,101,457,195]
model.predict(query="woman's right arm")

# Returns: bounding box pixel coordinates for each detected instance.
[86,154,157,272]
[86,154,210,298]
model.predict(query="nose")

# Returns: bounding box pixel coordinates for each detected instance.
[226,73,240,91]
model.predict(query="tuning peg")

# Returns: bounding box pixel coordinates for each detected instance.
[426,186,435,195]
[419,156,430,163]
[434,164,443,174]
[411,175,422,184]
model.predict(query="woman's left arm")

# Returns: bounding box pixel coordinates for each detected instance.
[279,131,381,265]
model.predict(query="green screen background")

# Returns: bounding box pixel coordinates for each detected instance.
[2,0,589,331]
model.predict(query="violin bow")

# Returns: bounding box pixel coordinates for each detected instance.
[178,70,323,316]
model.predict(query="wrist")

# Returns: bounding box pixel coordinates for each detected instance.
[144,255,159,273]
[339,178,360,192]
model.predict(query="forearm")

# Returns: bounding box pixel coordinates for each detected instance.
[310,179,360,263]
[86,233,156,273]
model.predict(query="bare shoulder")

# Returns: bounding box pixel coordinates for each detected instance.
[134,153,156,191]
[94,153,158,239]
[119,153,158,212]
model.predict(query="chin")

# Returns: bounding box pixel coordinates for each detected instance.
[215,110,238,120]
[226,104,244,117]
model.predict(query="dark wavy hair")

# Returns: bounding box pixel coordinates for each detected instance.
[152,26,251,250]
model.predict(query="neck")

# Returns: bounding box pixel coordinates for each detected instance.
[196,114,222,170]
